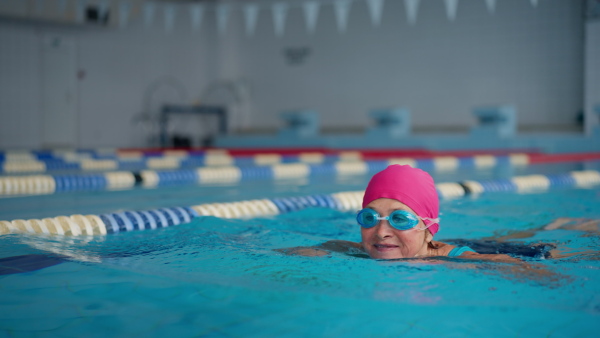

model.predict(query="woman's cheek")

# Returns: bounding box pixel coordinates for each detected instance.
[399,232,424,251]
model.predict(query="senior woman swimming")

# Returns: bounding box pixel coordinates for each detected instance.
[280,164,519,261]
[356,164,470,259]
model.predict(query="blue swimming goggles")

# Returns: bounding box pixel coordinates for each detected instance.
[356,208,438,231]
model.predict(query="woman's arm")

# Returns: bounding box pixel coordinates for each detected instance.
[483,218,600,242]
[448,251,569,287]
[274,246,329,257]
[428,241,523,263]
[274,240,362,257]
[543,217,600,232]
[457,251,523,263]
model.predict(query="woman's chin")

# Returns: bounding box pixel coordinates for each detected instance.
[368,249,404,260]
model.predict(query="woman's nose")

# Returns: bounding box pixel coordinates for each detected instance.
[375,220,394,238]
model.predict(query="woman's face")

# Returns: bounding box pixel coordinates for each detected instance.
[360,198,430,259]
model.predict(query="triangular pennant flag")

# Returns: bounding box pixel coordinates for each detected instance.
[272,2,289,37]
[530,0,539,7]
[366,0,385,27]
[118,1,131,28]
[143,3,156,28]
[217,4,231,35]
[164,4,176,32]
[444,0,459,21]
[404,0,420,25]
[334,0,352,33]
[302,1,320,34]
[243,4,260,36]
[190,4,204,31]
[485,0,496,14]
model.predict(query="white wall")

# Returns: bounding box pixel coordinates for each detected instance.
[229,0,584,131]
[0,0,589,149]
[585,20,600,135]
[0,13,213,149]
[0,21,42,149]
[76,23,212,148]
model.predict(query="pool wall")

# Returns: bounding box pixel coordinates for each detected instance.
[214,127,600,153]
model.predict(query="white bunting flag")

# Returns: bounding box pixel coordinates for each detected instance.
[243,4,260,36]
[217,4,231,35]
[190,4,204,31]
[367,0,385,27]
[143,3,156,28]
[334,0,352,33]
[530,0,539,7]
[164,4,176,32]
[302,1,320,34]
[444,0,459,21]
[404,0,420,25]
[272,2,289,37]
[119,1,131,28]
[485,0,496,14]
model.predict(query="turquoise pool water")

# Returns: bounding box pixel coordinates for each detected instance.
[1,162,599,336]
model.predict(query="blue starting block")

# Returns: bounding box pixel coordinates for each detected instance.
[471,105,516,138]
[279,110,319,137]
[367,108,411,138]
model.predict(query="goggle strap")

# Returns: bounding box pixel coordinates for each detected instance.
[420,217,440,224]
[416,217,440,230]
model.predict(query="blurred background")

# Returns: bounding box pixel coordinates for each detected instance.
[0,0,599,150]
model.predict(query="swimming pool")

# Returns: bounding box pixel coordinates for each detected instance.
[1,160,599,336]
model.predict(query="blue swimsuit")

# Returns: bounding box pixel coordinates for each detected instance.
[448,246,476,257]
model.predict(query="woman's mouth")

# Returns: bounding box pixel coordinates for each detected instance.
[373,244,399,252]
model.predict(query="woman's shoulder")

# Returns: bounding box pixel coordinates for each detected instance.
[429,241,488,258]
[429,240,456,256]
[438,242,523,263]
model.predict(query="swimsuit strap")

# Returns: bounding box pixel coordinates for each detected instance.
[448,246,476,257]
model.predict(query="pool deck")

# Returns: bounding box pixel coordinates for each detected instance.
[215,131,600,153]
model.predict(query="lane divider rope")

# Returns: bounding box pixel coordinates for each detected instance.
[0,149,422,162]
[0,152,536,174]
[1,170,598,237]
[0,154,538,196]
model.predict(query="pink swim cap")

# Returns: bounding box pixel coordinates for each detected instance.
[362,165,440,236]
